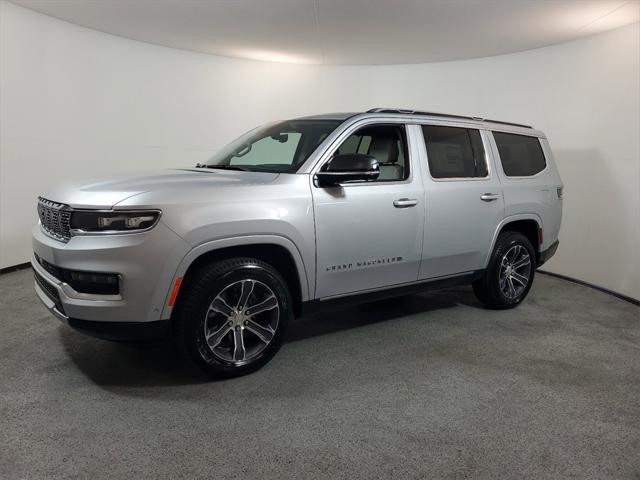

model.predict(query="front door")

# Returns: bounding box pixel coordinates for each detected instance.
[312,123,425,298]
[417,125,504,279]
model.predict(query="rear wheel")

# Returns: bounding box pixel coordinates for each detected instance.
[173,257,292,378]
[473,231,536,309]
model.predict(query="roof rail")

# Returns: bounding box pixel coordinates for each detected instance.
[366,108,532,129]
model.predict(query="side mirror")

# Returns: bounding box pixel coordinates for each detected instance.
[315,154,380,187]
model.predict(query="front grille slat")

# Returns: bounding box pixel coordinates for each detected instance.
[37,197,72,242]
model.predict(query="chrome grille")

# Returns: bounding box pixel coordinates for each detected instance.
[37,197,72,242]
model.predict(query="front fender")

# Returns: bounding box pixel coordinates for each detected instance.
[159,234,311,320]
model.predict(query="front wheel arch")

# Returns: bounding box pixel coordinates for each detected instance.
[173,257,293,377]
[171,242,305,319]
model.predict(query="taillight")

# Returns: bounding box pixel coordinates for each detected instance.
[557,187,564,199]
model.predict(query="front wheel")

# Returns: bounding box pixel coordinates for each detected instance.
[173,258,292,378]
[473,231,536,309]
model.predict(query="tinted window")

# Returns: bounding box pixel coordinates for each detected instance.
[334,125,409,182]
[421,126,488,178]
[493,132,546,176]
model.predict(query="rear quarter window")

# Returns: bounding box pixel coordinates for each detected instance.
[493,132,546,177]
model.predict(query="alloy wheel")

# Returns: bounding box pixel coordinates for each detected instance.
[498,244,532,300]
[204,279,280,365]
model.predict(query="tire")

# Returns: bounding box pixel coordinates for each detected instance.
[173,257,292,378]
[473,231,536,309]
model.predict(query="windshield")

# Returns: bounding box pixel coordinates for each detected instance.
[205,120,342,173]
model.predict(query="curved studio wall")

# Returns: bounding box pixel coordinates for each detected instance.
[1,1,639,300]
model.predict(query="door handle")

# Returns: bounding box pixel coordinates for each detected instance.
[480,193,500,202]
[393,198,418,208]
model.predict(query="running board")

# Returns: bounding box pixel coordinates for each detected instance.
[301,271,483,315]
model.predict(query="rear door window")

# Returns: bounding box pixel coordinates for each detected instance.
[493,132,546,176]
[421,125,488,179]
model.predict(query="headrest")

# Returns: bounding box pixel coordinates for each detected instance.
[369,138,399,164]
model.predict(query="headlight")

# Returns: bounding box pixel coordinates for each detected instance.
[70,210,161,234]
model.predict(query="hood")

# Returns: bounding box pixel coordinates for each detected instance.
[41,169,280,209]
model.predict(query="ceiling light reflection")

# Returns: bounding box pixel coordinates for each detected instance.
[231,49,318,65]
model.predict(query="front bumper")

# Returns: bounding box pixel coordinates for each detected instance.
[33,265,170,340]
[32,220,189,331]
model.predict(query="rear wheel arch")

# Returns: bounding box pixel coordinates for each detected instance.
[500,219,540,257]
[486,215,542,266]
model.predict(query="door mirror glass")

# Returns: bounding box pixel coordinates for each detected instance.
[315,153,380,187]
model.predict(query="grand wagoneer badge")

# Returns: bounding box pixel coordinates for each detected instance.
[326,256,404,272]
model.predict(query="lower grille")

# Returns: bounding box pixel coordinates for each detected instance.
[33,269,65,314]
[35,253,120,295]
[37,197,72,242]
[35,253,65,280]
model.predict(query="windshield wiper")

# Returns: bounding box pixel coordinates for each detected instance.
[197,164,251,172]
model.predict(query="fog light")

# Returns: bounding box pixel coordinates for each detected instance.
[68,271,119,295]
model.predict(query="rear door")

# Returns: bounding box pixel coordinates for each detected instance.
[417,124,505,279]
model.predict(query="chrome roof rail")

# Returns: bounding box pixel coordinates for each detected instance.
[366,108,532,129]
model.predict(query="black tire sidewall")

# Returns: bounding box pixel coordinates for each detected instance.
[177,259,292,378]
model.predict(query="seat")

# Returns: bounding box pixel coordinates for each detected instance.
[369,138,404,181]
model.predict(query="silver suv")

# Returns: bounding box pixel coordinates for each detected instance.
[32,108,563,377]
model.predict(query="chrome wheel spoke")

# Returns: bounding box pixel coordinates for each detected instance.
[206,323,231,348]
[245,294,278,316]
[512,256,530,270]
[237,280,255,310]
[232,328,246,362]
[245,320,275,344]
[511,271,528,287]
[209,296,234,318]
[506,276,517,297]
[512,245,523,262]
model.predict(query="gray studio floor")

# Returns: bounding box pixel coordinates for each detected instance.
[1,268,638,479]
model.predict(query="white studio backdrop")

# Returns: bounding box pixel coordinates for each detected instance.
[1,2,638,300]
